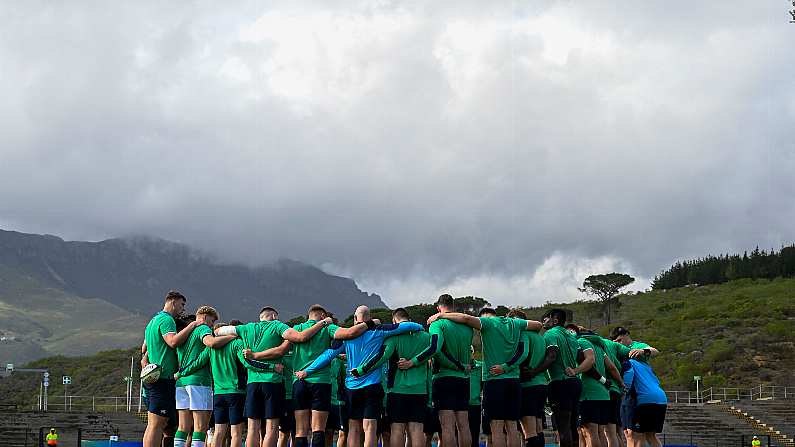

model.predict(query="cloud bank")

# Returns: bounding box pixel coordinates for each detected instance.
[0,1,792,306]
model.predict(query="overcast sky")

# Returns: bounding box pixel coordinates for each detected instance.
[1,1,793,307]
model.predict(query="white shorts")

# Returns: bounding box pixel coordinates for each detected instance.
[176,385,214,411]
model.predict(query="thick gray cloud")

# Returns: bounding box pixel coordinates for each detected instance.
[1,1,793,306]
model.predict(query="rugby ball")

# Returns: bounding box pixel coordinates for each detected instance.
[140,363,161,384]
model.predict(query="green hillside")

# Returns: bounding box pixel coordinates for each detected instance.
[0,264,146,366]
[530,277,795,389]
[0,277,792,407]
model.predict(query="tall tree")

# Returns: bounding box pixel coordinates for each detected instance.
[579,273,635,325]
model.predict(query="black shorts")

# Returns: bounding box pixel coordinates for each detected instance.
[482,378,521,421]
[213,393,245,426]
[378,413,390,434]
[245,382,285,420]
[520,385,547,418]
[468,405,481,447]
[145,379,177,424]
[432,377,470,412]
[608,392,622,426]
[328,404,348,431]
[579,400,610,425]
[387,393,427,424]
[293,380,332,412]
[620,394,636,430]
[633,404,666,433]
[547,378,582,412]
[481,407,491,435]
[346,384,384,420]
[424,406,440,435]
[280,400,295,433]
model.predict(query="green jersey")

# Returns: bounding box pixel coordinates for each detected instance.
[543,326,579,382]
[209,338,247,394]
[630,340,652,363]
[578,337,609,401]
[283,352,294,399]
[356,330,431,395]
[330,356,346,406]
[237,320,290,383]
[519,330,550,387]
[478,316,528,381]
[291,321,339,384]
[469,360,483,406]
[426,366,433,408]
[176,324,213,387]
[144,311,179,378]
[411,319,473,379]
[602,338,631,394]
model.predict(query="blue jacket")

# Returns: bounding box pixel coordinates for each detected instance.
[305,322,424,389]
[623,359,667,405]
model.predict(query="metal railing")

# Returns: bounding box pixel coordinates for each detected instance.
[29,395,143,412]
[657,433,776,447]
[666,385,795,404]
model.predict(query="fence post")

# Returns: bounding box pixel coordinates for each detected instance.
[92,396,95,412]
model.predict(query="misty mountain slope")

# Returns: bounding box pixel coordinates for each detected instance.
[0,229,384,318]
[0,229,385,364]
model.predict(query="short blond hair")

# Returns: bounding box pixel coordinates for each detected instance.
[196,305,219,320]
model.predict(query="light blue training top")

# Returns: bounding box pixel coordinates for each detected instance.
[305,322,424,390]
[623,359,667,405]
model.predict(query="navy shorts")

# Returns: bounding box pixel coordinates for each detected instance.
[481,407,491,435]
[424,406,440,435]
[579,400,610,425]
[387,393,427,423]
[328,404,348,431]
[520,385,547,418]
[633,404,666,433]
[433,377,470,411]
[213,393,245,425]
[347,384,384,420]
[145,379,177,424]
[482,378,521,421]
[620,394,637,430]
[468,405,481,447]
[609,391,622,426]
[280,400,295,433]
[293,380,332,412]
[245,382,285,420]
[547,378,582,412]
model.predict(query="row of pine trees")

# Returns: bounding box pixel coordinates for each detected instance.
[651,245,795,290]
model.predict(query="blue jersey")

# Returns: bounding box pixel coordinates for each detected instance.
[623,359,667,405]
[305,322,424,389]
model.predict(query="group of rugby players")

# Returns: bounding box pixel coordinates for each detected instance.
[141,290,667,447]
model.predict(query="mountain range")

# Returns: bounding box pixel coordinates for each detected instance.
[0,229,384,365]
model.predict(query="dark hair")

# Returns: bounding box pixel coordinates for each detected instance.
[175,314,196,331]
[436,294,455,309]
[308,304,326,315]
[564,323,580,335]
[611,326,630,339]
[392,308,410,321]
[507,309,527,319]
[544,308,568,325]
[478,307,497,317]
[165,290,186,302]
[229,319,243,326]
[259,306,278,315]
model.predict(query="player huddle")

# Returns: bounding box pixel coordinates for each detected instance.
[141,291,667,447]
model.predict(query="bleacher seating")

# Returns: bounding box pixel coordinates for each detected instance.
[0,409,145,447]
[722,399,795,447]
[662,403,770,446]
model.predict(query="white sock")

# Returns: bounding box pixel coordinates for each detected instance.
[190,440,205,447]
